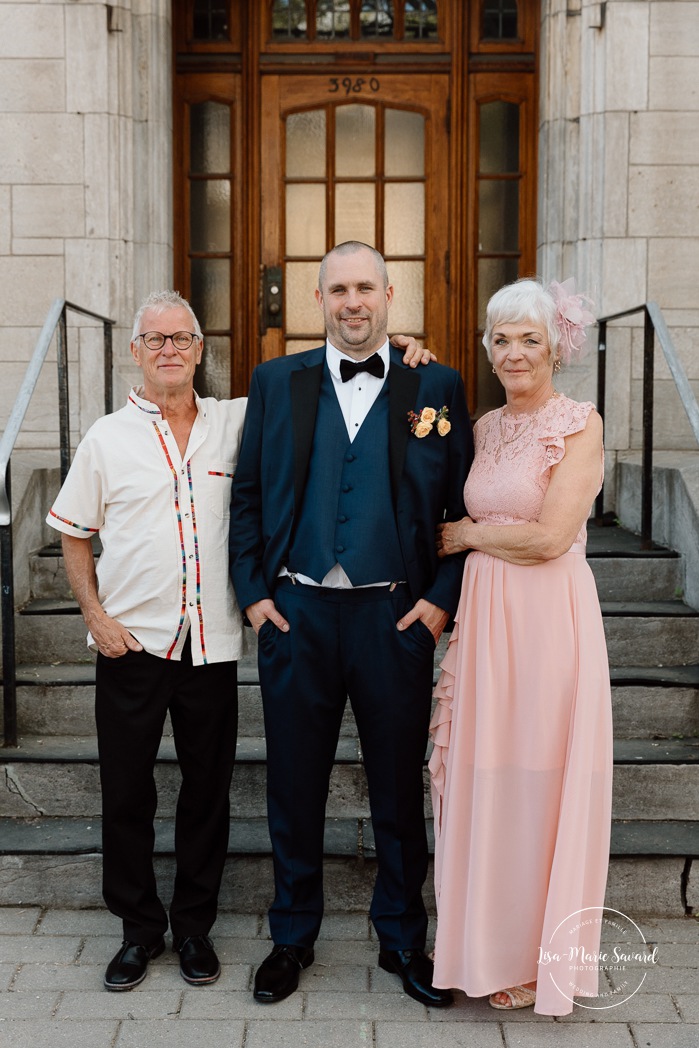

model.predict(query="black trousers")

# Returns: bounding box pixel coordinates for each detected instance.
[258,578,435,951]
[95,638,237,945]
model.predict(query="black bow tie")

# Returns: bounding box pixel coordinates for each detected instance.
[339,353,385,383]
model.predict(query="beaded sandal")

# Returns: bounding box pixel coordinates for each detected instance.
[489,984,536,1010]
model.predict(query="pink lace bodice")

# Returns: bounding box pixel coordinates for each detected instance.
[464,394,598,547]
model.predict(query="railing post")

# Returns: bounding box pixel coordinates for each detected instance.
[1,461,17,747]
[57,306,71,484]
[595,320,607,525]
[641,308,655,549]
[103,320,113,416]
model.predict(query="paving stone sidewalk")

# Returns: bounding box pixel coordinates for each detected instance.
[0,908,697,1047]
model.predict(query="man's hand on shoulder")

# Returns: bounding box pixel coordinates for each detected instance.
[246,598,290,635]
[391,334,438,368]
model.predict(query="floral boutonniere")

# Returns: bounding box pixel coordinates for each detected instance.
[408,405,451,438]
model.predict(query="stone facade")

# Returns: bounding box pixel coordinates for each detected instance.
[540,0,699,465]
[0,0,172,448]
[0,0,697,466]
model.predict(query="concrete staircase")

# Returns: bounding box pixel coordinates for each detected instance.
[1,526,698,917]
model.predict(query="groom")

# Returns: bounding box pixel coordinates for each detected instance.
[229,242,473,1006]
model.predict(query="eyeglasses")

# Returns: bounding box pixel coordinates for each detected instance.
[137,331,199,351]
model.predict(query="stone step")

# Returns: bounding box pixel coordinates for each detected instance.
[0,817,695,917]
[15,595,699,671]
[601,602,699,666]
[6,659,698,739]
[588,555,682,602]
[3,734,698,821]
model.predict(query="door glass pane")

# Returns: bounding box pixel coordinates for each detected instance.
[317,0,351,39]
[286,110,326,177]
[190,180,231,252]
[360,0,394,37]
[384,183,424,254]
[480,101,519,174]
[478,181,519,252]
[385,109,425,177]
[404,1,439,40]
[272,0,307,38]
[286,184,327,255]
[336,105,376,177]
[196,336,230,399]
[335,183,376,246]
[190,102,230,174]
[387,261,424,332]
[482,0,518,40]
[286,261,324,336]
[190,258,230,330]
[193,0,229,41]
[477,257,519,324]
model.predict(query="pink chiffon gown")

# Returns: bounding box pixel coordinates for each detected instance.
[429,394,613,1016]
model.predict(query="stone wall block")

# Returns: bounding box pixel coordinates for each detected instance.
[0,114,83,184]
[0,257,64,327]
[598,325,632,451]
[11,237,64,256]
[66,3,109,114]
[13,185,84,239]
[603,112,629,236]
[117,114,134,244]
[0,60,65,113]
[65,238,110,315]
[629,166,699,237]
[650,58,699,109]
[630,376,699,450]
[605,1,650,111]
[0,185,9,253]
[0,4,64,59]
[650,1,699,57]
[83,115,110,239]
[578,111,606,238]
[649,239,699,308]
[630,112,699,166]
[562,116,581,242]
[601,237,647,314]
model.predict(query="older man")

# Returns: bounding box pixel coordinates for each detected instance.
[47,291,246,990]
[47,289,429,991]
[230,242,474,1006]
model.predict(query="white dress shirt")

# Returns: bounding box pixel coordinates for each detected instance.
[47,386,247,665]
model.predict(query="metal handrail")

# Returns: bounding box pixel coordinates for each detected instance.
[1,299,114,746]
[595,302,699,549]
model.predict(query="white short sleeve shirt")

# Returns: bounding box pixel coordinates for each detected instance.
[47,387,247,665]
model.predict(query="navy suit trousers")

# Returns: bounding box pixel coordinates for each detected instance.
[258,577,435,950]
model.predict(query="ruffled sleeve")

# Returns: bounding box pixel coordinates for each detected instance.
[537,398,596,475]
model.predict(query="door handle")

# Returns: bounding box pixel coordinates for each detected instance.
[260,265,283,333]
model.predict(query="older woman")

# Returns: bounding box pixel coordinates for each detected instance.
[429,278,613,1016]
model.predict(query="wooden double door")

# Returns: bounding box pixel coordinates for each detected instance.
[174,1,538,411]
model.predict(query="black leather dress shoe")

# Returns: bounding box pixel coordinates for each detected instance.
[253,944,315,1002]
[104,938,165,991]
[379,948,454,1007]
[173,934,221,984]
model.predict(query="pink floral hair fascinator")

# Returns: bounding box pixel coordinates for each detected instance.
[548,278,596,365]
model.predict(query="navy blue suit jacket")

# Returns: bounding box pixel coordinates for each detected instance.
[229,344,474,617]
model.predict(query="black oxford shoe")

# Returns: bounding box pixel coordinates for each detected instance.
[253,944,315,1002]
[379,948,454,1007]
[104,938,165,991]
[173,934,221,985]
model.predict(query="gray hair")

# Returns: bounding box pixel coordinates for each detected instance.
[318,241,389,292]
[482,279,559,362]
[131,290,202,343]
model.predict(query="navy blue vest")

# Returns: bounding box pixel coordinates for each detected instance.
[288,367,406,585]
